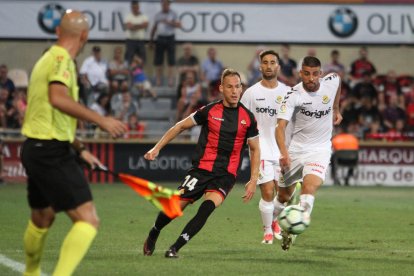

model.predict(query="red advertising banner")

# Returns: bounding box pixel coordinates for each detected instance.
[2,141,25,182]
[2,141,115,184]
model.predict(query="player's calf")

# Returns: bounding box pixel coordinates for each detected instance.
[143,227,160,256]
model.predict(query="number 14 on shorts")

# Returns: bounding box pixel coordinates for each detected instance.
[181,175,199,191]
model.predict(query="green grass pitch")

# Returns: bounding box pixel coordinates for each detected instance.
[1,183,413,275]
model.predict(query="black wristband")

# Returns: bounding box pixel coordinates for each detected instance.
[77,144,86,154]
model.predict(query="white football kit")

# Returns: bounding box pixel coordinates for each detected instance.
[277,73,340,185]
[241,81,290,184]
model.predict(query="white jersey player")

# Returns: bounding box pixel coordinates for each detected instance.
[240,50,290,244]
[275,56,342,251]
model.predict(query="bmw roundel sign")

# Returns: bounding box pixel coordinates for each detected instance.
[38,3,66,34]
[328,7,358,38]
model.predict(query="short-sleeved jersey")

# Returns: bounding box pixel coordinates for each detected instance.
[240,81,290,161]
[154,10,178,36]
[124,13,148,40]
[190,100,259,177]
[22,45,78,142]
[277,73,340,153]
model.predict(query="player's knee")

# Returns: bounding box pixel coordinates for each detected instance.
[261,189,274,201]
[80,215,100,229]
[90,216,100,229]
[85,210,100,229]
[31,209,56,228]
[277,192,291,203]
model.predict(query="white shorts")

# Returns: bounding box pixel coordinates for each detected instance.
[135,80,152,91]
[279,150,331,188]
[257,160,281,185]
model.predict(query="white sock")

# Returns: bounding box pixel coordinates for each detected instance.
[300,194,315,214]
[272,196,285,220]
[259,198,274,235]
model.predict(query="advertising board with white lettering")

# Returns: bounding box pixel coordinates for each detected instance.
[113,143,252,182]
[3,141,414,186]
[0,1,413,44]
[333,146,414,186]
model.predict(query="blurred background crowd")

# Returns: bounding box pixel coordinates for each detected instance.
[1,0,413,142]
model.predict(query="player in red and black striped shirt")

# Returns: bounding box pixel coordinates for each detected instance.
[143,69,260,258]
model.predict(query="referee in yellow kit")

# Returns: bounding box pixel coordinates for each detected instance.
[20,10,126,276]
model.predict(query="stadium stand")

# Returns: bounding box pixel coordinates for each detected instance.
[138,87,176,137]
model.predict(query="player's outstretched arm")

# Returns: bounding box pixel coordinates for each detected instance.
[276,119,291,172]
[242,136,260,203]
[49,82,127,138]
[144,116,196,161]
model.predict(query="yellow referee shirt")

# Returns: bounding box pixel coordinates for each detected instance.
[22,45,78,142]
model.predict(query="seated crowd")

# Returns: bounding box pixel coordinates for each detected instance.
[0,45,413,141]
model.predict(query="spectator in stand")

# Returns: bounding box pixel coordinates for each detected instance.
[201,47,224,89]
[377,70,405,110]
[80,46,109,104]
[206,79,221,103]
[323,49,346,77]
[383,119,407,141]
[337,79,352,109]
[176,71,202,122]
[340,94,360,132]
[0,64,16,106]
[108,46,129,94]
[323,49,350,109]
[0,88,10,128]
[124,0,149,65]
[111,91,139,122]
[358,95,382,134]
[364,119,385,141]
[125,113,146,139]
[349,46,376,86]
[6,92,25,129]
[347,121,364,140]
[278,44,298,86]
[247,45,265,86]
[13,89,26,117]
[150,0,182,87]
[130,55,157,100]
[89,93,110,137]
[352,72,378,105]
[381,94,406,130]
[398,75,414,105]
[406,101,414,131]
[90,93,109,117]
[176,42,200,84]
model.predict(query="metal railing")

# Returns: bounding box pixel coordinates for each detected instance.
[0,128,197,142]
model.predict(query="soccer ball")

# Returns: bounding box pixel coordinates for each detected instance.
[278,205,310,235]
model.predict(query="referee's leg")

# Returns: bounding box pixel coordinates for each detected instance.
[23,207,55,276]
[53,201,99,276]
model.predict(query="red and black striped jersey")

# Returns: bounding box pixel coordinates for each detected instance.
[190,100,259,177]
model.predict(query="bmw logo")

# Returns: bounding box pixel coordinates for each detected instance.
[328,7,358,38]
[38,4,66,34]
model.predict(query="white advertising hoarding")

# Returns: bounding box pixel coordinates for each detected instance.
[325,146,414,186]
[0,1,413,43]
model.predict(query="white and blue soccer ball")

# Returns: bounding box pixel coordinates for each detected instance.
[278,205,310,235]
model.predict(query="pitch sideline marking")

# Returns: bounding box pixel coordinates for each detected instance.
[0,253,48,276]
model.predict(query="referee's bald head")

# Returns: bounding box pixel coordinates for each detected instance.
[58,10,89,37]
